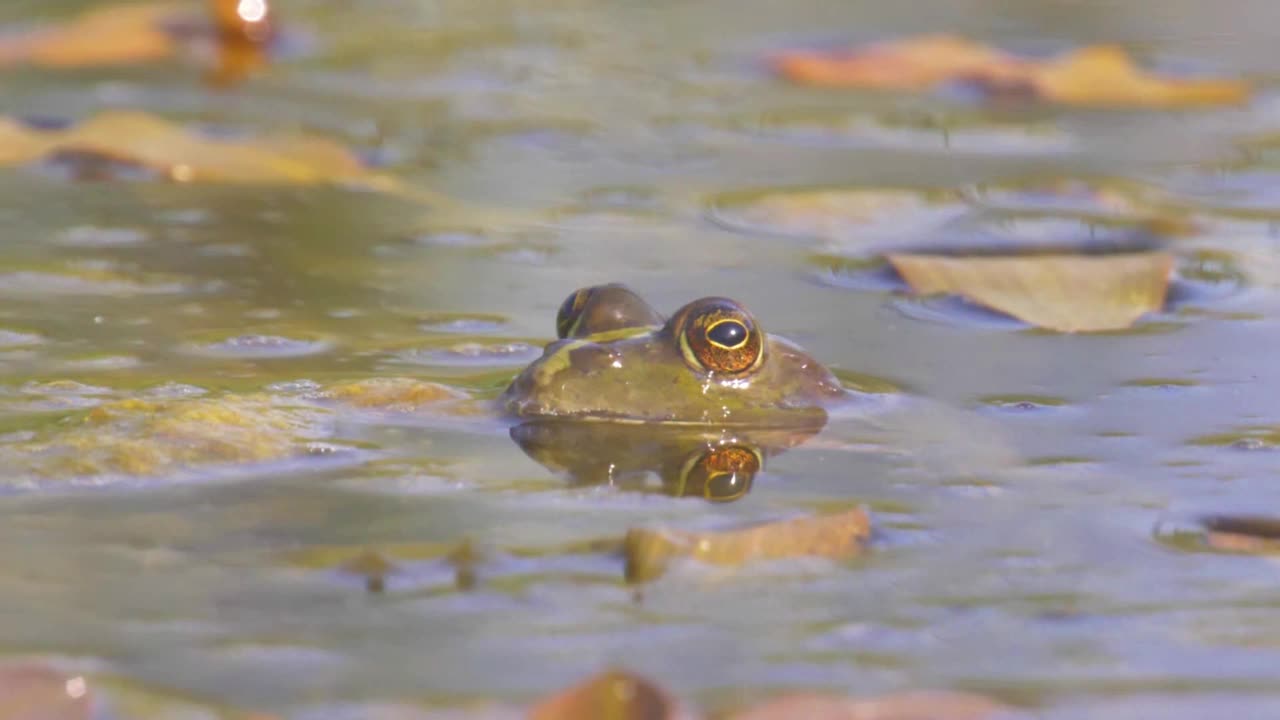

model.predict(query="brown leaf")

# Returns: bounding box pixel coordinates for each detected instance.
[0,0,276,80]
[0,111,403,191]
[0,664,92,720]
[625,508,870,583]
[1200,515,1280,555]
[776,36,1022,92]
[728,691,1013,720]
[774,35,1249,108]
[528,669,694,720]
[0,3,179,68]
[886,251,1174,333]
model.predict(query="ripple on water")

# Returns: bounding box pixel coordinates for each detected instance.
[56,225,150,247]
[413,228,494,248]
[1167,249,1248,308]
[1156,167,1280,216]
[0,329,44,347]
[418,313,509,334]
[1189,426,1280,452]
[180,334,335,359]
[0,270,188,297]
[61,355,143,371]
[390,342,541,368]
[723,106,1076,155]
[963,178,1162,220]
[1120,378,1199,392]
[978,395,1070,414]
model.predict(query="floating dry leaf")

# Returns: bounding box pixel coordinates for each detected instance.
[775,35,1249,108]
[728,691,1014,720]
[886,251,1174,333]
[0,3,178,68]
[1199,515,1280,555]
[710,187,965,246]
[625,507,870,583]
[528,669,693,720]
[0,664,91,720]
[0,0,275,81]
[0,110,402,191]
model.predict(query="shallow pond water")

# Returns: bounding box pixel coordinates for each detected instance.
[4,0,1280,716]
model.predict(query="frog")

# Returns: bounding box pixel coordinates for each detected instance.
[500,283,849,427]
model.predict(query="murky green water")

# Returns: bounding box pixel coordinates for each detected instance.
[5,0,1280,716]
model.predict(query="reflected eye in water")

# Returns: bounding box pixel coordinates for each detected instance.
[674,444,763,502]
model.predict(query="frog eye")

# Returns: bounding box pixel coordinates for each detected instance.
[556,284,664,339]
[677,444,760,502]
[674,298,764,375]
[555,288,591,338]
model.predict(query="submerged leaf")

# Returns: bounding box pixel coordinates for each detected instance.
[886,251,1174,333]
[625,507,870,583]
[728,691,1013,720]
[0,111,402,191]
[774,35,1249,108]
[4,393,332,481]
[710,187,964,246]
[319,378,470,413]
[528,669,693,720]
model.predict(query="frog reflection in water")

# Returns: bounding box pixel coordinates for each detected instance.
[500,283,848,500]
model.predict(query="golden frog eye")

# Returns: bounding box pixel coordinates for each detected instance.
[678,444,761,502]
[672,298,764,375]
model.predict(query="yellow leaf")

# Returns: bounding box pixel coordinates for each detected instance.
[774,34,1250,108]
[0,110,403,191]
[0,3,179,68]
[1036,46,1249,108]
[775,35,1019,91]
[886,251,1174,333]
[728,691,1012,720]
[528,669,694,720]
[625,507,871,583]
